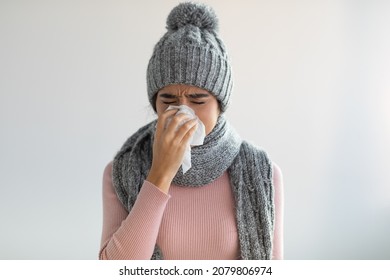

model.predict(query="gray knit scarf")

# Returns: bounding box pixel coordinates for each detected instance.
[112,115,275,259]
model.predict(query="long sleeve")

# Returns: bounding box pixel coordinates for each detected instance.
[99,161,170,260]
[99,161,283,260]
[271,162,284,260]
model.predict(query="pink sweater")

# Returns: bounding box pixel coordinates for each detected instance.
[99,161,284,260]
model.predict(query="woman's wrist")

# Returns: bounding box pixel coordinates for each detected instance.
[146,168,173,194]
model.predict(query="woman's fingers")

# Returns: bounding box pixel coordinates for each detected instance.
[180,120,198,146]
[158,111,195,139]
[165,113,193,132]
[155,109,178,138]
[175,118,198,144]
[148,111,199,192]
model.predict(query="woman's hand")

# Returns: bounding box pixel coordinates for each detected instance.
[146,109,198,193]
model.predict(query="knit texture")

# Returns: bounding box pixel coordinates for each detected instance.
[99,172,241,260]
[147,2,233,112]
[112,116,275,259]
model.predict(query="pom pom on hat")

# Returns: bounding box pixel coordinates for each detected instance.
[166,2,219,32]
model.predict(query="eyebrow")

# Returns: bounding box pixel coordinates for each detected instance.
[188,93,210,98]
[159,93,210,99]
[159,93,177,99]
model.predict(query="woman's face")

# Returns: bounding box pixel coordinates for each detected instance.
[155,84,220,135]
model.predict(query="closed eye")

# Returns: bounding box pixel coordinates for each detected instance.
[191,101,205,104]
[188,94,209,105]
[162,101,205,105]
[159,92,209,105]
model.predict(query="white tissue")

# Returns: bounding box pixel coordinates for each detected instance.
[165,105,206,173]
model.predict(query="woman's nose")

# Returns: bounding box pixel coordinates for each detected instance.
[177,97,189,106]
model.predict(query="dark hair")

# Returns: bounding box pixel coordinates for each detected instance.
[151,94,157,112]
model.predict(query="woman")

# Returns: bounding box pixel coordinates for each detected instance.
[99,2,284,260]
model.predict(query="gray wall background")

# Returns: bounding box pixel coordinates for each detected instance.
[1,0,389,259]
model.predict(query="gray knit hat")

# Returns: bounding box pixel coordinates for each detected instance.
[147,2,233,112]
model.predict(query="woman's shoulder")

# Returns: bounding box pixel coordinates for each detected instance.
[240,140,267,153]
[272,162,283,187]
[115,121,157,159]
[103,160,113,176]
[102,161,114,191]
[240,140,283,180]
[240,140,271,163]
